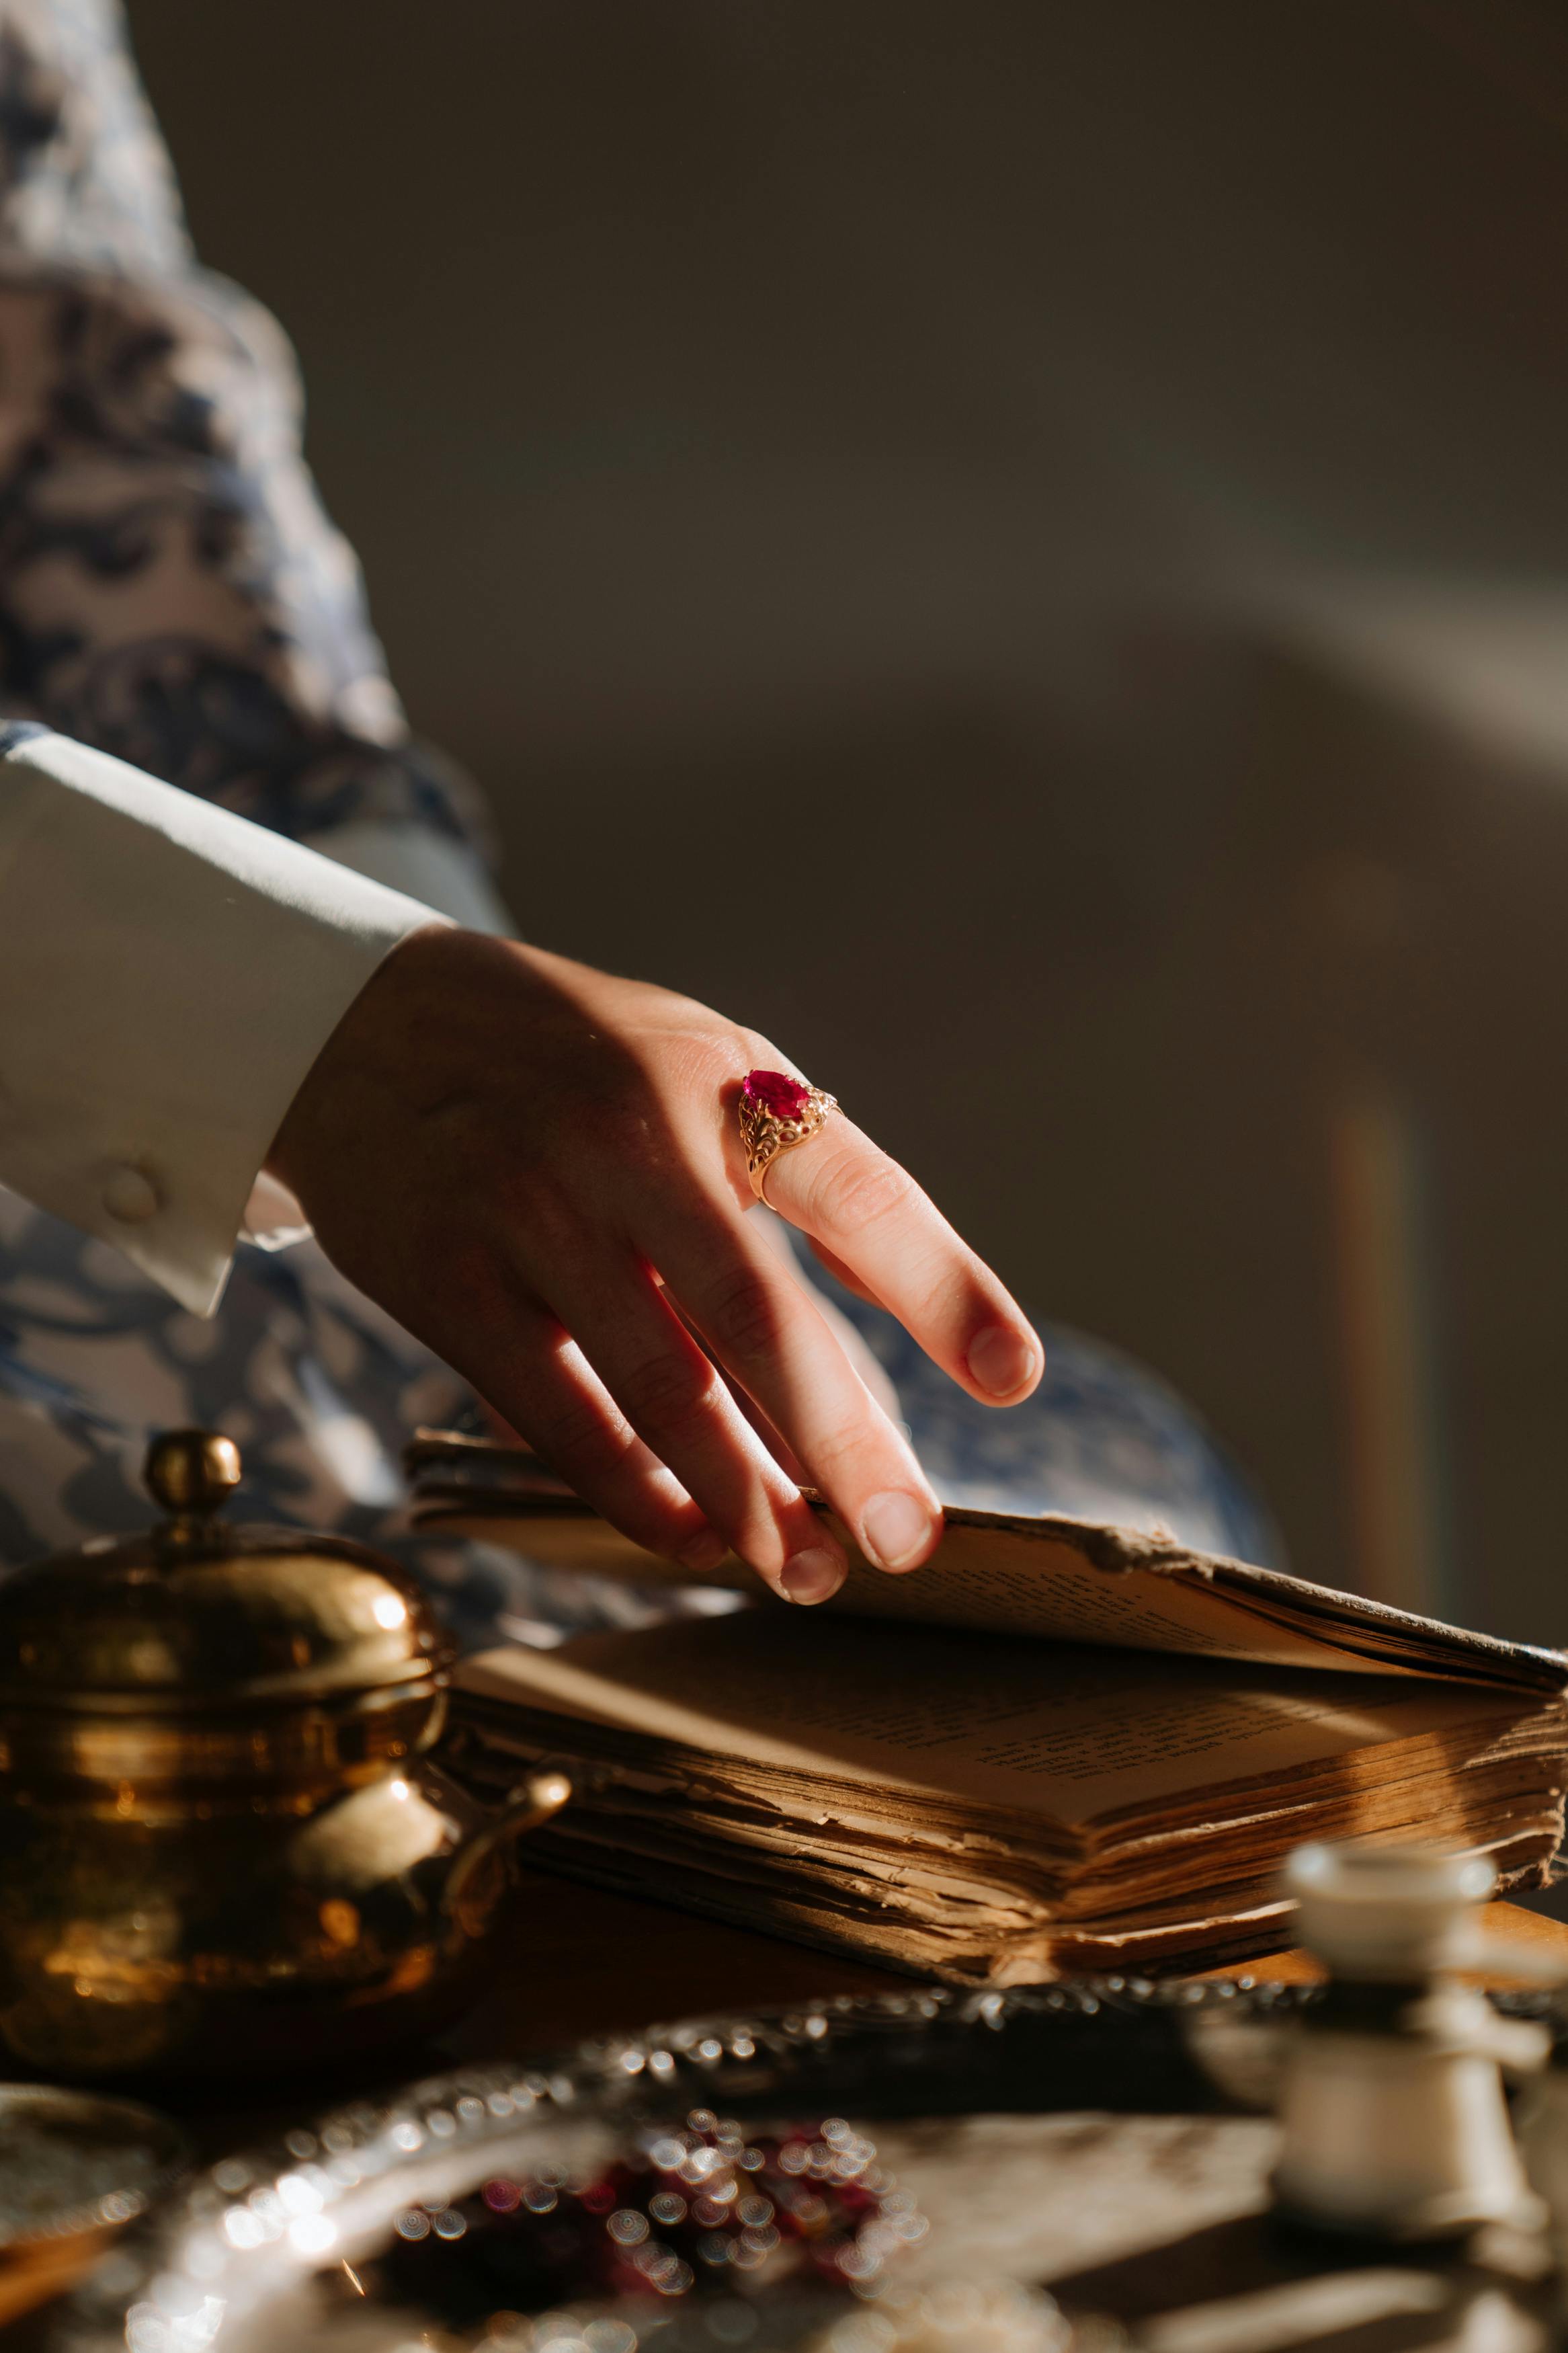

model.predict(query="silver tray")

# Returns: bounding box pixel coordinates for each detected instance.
[57,1979,1545,2353]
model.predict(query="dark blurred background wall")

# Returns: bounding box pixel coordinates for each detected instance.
[126,0,1568,1641]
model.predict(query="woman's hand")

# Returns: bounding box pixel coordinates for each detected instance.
[267,928,1042,1605]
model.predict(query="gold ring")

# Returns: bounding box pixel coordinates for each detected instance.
[737,1068,838,1201]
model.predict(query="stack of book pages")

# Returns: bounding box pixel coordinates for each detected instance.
[413,1436,1568,1981]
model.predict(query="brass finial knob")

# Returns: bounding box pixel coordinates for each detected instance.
[144,1429,243,1521]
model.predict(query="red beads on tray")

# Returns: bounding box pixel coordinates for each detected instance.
[382,2107,925,2334]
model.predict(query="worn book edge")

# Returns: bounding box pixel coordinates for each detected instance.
[407,1431,1567,1693]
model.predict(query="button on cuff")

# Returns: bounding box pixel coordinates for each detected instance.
[102,1165,160,1225]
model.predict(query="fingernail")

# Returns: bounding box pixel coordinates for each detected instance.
[780,1546,845,1605]
[860,1490,936,1572]
[677,1529,729,1574]
[968,1324,1040,1398]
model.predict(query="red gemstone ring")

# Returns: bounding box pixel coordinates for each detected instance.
[737,1068,839,1202]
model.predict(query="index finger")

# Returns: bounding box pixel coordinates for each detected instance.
[760,1114,1042,1406]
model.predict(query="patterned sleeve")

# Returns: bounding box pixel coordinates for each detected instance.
[0,0,495,861]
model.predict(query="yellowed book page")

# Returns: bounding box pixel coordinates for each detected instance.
[428,1504,1385,1674]
[456,1613,1538,1828]
[815,1523,1401,1672]
[423,1483,1564,1690]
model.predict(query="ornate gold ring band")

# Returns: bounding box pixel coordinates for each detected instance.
[737,1068,838,1203]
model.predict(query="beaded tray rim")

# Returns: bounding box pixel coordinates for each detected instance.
[58,1975,1432,2350]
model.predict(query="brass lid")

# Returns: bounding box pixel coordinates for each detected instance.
[0,1431,452,1712]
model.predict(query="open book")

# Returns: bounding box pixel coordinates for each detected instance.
[415,1435,1568,1981]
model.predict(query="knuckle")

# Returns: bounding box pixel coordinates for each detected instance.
[535,1394,628,1474]
[514,1195,579,1271]
[663,1019,750,1103]
[745,1031,786,1073]
[616,1349,717,1442]
[906,1254,979,1334]
[811,1149,916,1234]
[799,1422,866,1488]
[704,1267,785,1361]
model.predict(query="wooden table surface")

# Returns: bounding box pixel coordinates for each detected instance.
[441,1872,1568,2057]
[5,1878,1568,2342]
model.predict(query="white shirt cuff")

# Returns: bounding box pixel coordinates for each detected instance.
[299,817,513,937]
[0,727,448,1314]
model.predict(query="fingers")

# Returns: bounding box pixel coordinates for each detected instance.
[749,1210,904,1423]
[423,1279,726,1573]
[651,1207,943,1581]
[538,1252,848,1603]
[800,1234,880,1309]
[664,1285,811,1482]
[761,1115,1043,1406]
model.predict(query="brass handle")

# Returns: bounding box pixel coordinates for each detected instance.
[442,1768,573,1921]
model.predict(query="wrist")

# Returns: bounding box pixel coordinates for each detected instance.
[265,919,458,1195]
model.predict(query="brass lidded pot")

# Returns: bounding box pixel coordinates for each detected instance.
[0,1431,569,2080]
